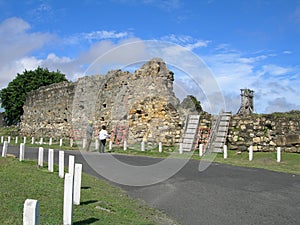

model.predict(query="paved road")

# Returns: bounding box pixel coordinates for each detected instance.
[2,145,300,225]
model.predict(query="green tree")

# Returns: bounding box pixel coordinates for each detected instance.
[0,67,68,125]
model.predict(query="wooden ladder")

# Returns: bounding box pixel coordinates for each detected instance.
[181,115,200,152]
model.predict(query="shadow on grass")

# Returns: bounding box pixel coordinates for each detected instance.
[80,200,98,205]
[74,217,100,225]
[81,186,91,189]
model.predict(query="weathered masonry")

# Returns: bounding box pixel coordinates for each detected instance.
[20,58,300,152]
[21,58,199,146]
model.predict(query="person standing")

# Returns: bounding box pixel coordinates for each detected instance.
[99,125,110,153]
[85,121,93,152]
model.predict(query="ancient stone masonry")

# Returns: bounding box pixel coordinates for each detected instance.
[21,81,75,138]
[20,58,300,152]
[21,58,185,145]
[227,112,300,153]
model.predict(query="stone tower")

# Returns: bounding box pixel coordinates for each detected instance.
[237,89,254,115]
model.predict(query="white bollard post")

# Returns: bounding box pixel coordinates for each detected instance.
[249,145,253,161]
[23,137,27,144]
[223,145,228,159]
[159,142,162,153]
[63,173,73,225]
[20,143,25,161]
[31,137,35,145]
[49,138,52,146]
[60,138,63,147]
[38,147,44,167]
[7,136,11,143]
[23,199,39,225]
[124,141,127,151]
[73,163,82,205]
[59,151,65,178]
[109,140,112,151]
[82,139,86,150]
[15,136,18,144]
[277,147,281,163]
[141,141,145,151]
[68,155,75,176]
[199,143,203,157]
[39,138,43,145]
[95,139,99,150]
[1,136,3,143]
[2,141,8,157]
[179,143,183,154]
[70,138,73,148]
[48,149,54,172]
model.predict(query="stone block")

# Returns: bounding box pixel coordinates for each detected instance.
[276,135,286,146]
[252,137,260,143]
[286,134,300,145]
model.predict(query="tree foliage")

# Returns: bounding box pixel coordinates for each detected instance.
[0,67,68,125]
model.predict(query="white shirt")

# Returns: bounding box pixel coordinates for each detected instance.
[99,129,109,140]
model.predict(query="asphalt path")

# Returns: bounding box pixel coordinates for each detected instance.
[2,145,300,225]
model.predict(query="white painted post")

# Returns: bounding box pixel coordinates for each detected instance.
[277,147,281,163]
[73,163,82,205]
[68,155,75,176]
[23,199,39,225]
[2,141,8,157]
[63,173,73,225]
[7,136,11,143]
[82,139,86,150]
[95,139,99,150]
[124,141,127,151]
[1,136,3,143]
[199,143,203,157]
[38,147,44,167]
[20,143,25,161]
[109,140,112,151]
[15,136,18,144]
[23,137,27,144]
[39,138,43,145]
[60,138,63,147]
[159,142,162,153]
[59,151,65,178]
[48,149,54,172]
[249,145,253,161]
[223,145,228,159]
[49,138,52,146]
[31,137,35,145]
[70,138,73,148]
[141,141,145,151]
[179,143,183,154]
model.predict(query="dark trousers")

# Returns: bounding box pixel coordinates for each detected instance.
[100,139,106,153]
[85,138,92,151]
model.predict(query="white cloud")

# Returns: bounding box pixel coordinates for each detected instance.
[201,48,300,114]
[66,30,129,45]
[259,64,292,76]
[283,50,292,54]
[265,97,300,113]
[0,17,53,62]
[161,34,210,50]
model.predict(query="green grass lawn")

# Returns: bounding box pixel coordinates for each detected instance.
[212,150,300,175]
[0,157,177,225]
[110,146,300,175]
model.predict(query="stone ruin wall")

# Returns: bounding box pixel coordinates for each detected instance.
[20,58,300,152]
[193,112,300,153]
[21,81,75,138]
[21,58,184,146]
[227,113,300,153]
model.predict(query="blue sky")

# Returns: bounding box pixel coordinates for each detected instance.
[0,0,300,114]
